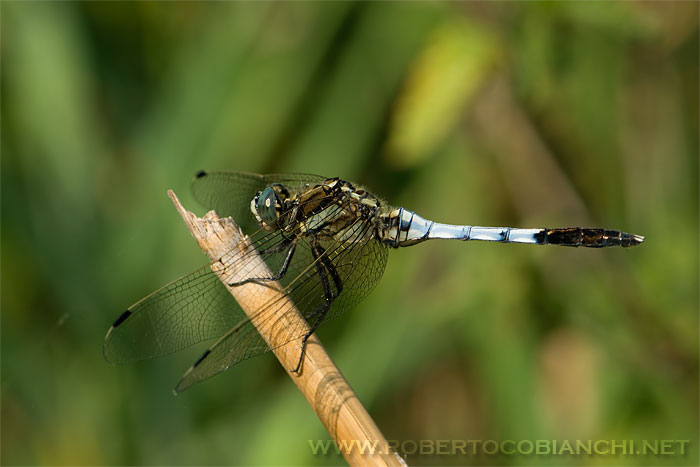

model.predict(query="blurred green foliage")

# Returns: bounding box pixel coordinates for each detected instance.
[2,2,698,466]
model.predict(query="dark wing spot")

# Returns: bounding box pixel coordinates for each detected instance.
[193,349,211,368]
[195,170,208,178]
[112,310,132,327]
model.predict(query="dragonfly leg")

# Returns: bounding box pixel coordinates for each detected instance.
[293,240,343,374]
[228,239,297,287]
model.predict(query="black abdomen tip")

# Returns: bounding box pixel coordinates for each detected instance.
[112,309,132,327]
[543,227,645,248]
[195,170,208,178]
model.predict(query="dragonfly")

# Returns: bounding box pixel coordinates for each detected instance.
[104,171,644,393]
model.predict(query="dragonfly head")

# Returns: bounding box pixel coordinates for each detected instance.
[251,184,289,229]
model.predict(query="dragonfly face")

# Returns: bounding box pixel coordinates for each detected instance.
[104,171,644,393]
[250,184,289,230]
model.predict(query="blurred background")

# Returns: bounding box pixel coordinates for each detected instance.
[2,1,698,466]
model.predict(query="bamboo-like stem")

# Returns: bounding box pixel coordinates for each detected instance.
[168,190,404,466]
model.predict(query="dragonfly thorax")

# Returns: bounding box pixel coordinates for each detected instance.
[251,178,387,241]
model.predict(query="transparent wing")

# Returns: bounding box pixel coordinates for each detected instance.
[105,177,389,392]
[174,212,388,392]
[104,172,328,363]
[103,267,241,363]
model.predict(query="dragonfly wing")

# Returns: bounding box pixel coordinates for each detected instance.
[105,173,328,364]
[103,266,244,363]
[173,210,389,392]
[174,314,275,393]
[102,225,292,364]
[108,176,389,392]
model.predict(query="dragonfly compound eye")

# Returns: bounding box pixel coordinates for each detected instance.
[255,186,280,225]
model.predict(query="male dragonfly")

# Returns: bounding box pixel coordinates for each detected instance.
[104,171,644,393]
